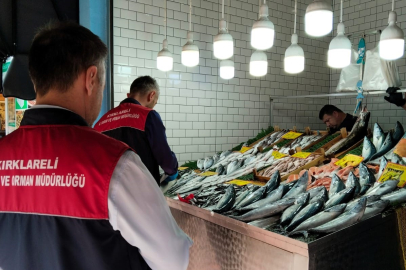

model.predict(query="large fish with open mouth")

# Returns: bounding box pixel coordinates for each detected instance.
[360,200,390,221]
[362,136,377,162]
[373,123,385,151]
[325,107,370,156]
[310,197,367,234]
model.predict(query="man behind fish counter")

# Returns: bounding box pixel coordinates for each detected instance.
[0,22,192,270]
[319,105,357,134]
[95,76,178,186]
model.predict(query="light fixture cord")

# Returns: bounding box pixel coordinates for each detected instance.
[165,0,167,39]
[222,0,225,19]
[294,0,297,34]
[392,0,394,11]
[189,0,192,32]
[340,0,343,23]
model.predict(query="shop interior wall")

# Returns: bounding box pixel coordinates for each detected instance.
[112,0,330,163]
[329,0,406,132]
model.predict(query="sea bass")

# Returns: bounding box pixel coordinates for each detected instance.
[325,108,370,156]
[362,136,377,162]
[373,123,385,151]
[310,197,367,234]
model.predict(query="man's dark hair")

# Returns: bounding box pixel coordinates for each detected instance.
[130,76,160,96]
[319,105,343,120]
[29,22,107,96]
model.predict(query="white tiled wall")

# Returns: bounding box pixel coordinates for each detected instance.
[329,0,406,131]
[113,0,331,163]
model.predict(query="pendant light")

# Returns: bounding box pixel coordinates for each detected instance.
[284,0,304,74]
[251,0,274,51]
[213,0,233,60]
[379,0,404,60]
[328,0,351,68]
[220,60,234,79]
[305,0,333,37]
[249,50,267,77]
[157,0,173,71]
[182,0,199,67]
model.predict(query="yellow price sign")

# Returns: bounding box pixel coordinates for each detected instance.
[379,162,406,187]
[199,171,218,177]
[282,131,303,140]
[272,151,287,159]
[225,180,265,186]
[335,154,364,168]
[240,146,252,154]
[178,167,189,171]
[291,152,312,159]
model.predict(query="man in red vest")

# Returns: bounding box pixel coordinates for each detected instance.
[95,76,178,186]
[0,22,192,270]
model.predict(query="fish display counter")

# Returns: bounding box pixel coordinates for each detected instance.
[165,108,406,269]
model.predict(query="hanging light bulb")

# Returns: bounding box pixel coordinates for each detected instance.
[328,0,351,68]
[249,51,267,77]
[220,60,234,80]
[380,0,404,60]
[213,0,233,60]
[284,0,304,74]
[305,0,333,37]
[251,0,274,50]
[182,0,199,67]
[157,0,173,72]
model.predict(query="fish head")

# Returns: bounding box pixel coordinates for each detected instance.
[381,179,400,188]
[326,203,347,213]
[359,162,369,176]
[369,199,390,209]
[295,192,310,204]
[350,197,367,213]
[297,171,309,185]
[216,165,224,174]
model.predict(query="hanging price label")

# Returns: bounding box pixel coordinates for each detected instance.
[291,152,312,159]
[379,162,406,187]
[199,171,218,177]
[282,131,303,140]
[335,154,364,168]
[225,180,265,186]
[240,146,252,153]
[272,151,287,159]
[178,167,189,171]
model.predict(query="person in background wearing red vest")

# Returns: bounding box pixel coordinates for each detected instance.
[94,76,178,186]
[0,22,192,270]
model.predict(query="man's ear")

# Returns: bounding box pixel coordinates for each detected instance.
[85,66,98,97]
[148,91,156,102]
[127,93,130,98]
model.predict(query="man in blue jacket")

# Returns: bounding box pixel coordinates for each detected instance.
[95,76,178,185]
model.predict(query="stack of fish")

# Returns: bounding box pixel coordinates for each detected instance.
[250,130,289,150]
[258,154,321,178]
[277,134,323,155]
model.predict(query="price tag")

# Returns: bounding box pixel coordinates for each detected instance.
[240,146,252,154]
[282,131,303,140]
[335,154,364,168]
[178,167,189,171]
[379,162,406,187]
[199,171,218,177]
[272,151,287,159]
[291,152,312,159]
[225,180,265,186]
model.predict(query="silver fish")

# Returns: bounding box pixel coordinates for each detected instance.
[393,121,405,143]
[291,204,346,233]
[310,197,367,234]
[359,162,375,195]
[345,171,361,196]
[239,186,284,211]
[377,157,388,180]
[216,164,225,175]
[381,188,406,205]
[365,179,399,196]
[265,171,280,194]
[248,215,281,229]
[226,160,239,175]
[329,174,345,198]
[325,187,355,209]
[362,136,377,162]
[280,193,310,226]
[232,189,252,210]
[220,150,232,159]
[285,199,324,231]
[203,156,214,170]
[373,123,385,151]
[345,195,381,212]
[213,154,220,165]
[283,171,309,199]
[213,185,236,213]
[236,185,267,209]
[360,200,390,221]
[307,186,326,200]
[197,159,204,170]
[232,197,296,222]
[370,132,394,161]
[310,187,329,203]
